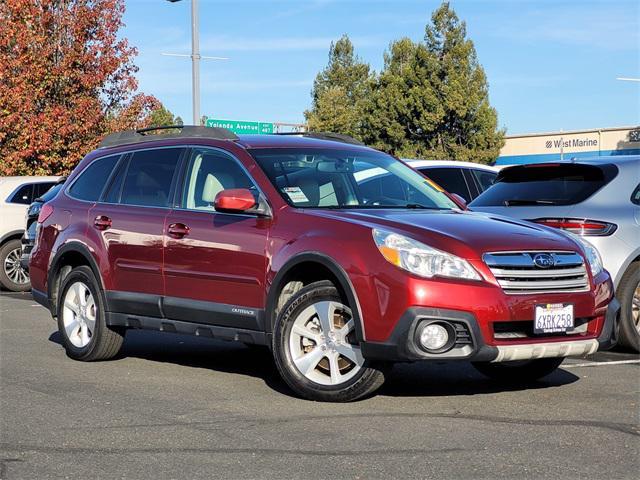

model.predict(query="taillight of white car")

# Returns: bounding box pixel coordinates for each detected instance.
[531,218,617,237]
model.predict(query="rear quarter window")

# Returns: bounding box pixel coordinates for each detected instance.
[471,163,618,207]
[68,155,120,202]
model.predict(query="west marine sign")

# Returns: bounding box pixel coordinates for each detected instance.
[497,126,640,165]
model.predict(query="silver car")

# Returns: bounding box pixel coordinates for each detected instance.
[470,156,640,351]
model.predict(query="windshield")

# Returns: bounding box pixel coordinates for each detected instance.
[250,148,457,210]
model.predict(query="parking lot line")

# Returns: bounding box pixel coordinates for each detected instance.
[564,359,640,368]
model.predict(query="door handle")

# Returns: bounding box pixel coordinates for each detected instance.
[167,222,190,239]
[94,215,112,231]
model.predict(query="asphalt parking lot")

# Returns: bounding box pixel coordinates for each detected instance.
[1,291,638,479]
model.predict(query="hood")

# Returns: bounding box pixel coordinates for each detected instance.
[306,208,581,259]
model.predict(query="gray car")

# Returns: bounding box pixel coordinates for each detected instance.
[470,156,640,351]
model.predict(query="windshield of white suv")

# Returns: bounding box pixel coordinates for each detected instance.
[250,148,458,210]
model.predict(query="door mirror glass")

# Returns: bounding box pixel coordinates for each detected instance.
[214,188,257,213]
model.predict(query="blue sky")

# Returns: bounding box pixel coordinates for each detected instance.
[122,0,639,135]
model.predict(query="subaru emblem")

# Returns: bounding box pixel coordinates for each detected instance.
[533,253,555,269]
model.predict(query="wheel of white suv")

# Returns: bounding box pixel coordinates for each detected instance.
[617,261,640,352]
[0,239,30,292]
[272,280,386,402]
[57,266,124,361]
[472,357,564,382]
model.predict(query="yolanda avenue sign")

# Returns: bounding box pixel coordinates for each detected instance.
[205,118,274,135]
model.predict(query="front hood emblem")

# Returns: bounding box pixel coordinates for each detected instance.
[533,253,555,269]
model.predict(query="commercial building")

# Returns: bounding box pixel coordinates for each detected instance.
[496,126,640,165]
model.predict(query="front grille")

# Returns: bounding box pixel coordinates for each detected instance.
[484,251,590,295]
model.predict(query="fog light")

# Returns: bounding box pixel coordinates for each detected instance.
[419,323,449,351]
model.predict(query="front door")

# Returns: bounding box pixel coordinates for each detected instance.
[163,147,269,330]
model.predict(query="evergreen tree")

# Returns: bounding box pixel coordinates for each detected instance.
[420,2,504,163]
[307,3,504,164]
[305,35,371,138]
[148,105,178,127]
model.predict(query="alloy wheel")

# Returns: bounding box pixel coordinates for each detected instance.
[62,281,97,348]
[288,300,364,386]
[3,247,29,286]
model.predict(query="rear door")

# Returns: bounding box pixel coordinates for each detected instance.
[163,147,269,330]
[92,147,185,317]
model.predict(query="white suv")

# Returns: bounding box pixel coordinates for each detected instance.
[0,176,59,291]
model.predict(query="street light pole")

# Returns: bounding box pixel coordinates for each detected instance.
[190,0,200,126]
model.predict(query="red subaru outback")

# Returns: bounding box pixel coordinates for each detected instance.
[30,126,619,401]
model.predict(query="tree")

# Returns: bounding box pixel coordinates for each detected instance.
[362,38,442,158]
[307,3,504,164]
[418,1,504,163]
[0,0,160,176]
[147,105,181,128]
[305,35,371,139]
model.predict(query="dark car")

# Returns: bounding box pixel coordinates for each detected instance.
[406,160,499,204]
[20,178,66,272]
[29,126,618,402]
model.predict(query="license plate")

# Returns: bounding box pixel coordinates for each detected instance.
[534,303,574,334]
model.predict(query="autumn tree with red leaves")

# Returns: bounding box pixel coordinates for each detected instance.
[0,0,162,175]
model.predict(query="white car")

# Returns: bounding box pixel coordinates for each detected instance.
[0,176,59,291]
[404,159,500,204]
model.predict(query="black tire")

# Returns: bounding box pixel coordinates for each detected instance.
[472,357,564,382]
[0,239,30,292]
[272,280,387,402]
[57,266,124,361]
[617,261,640,352]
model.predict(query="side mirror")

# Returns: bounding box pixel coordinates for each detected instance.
[214,188,271,217]
[449,193,468,209]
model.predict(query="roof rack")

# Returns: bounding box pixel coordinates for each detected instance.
[274,131,365,146]
[99,125,238,149]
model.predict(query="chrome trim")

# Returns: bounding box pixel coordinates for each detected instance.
[484,251,590,295]
[491,339,598,362]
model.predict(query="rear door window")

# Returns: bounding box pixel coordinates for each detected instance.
[471,163,618,207]
[120,148,183,207]
[68,155,120,202]
[421,167,471,203]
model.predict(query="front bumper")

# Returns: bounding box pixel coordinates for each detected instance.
[361,298,620,363]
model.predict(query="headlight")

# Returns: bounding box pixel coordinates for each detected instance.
[372,229,481,281]
[562,231,603,277]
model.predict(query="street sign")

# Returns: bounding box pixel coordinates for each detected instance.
[205,118,274,135]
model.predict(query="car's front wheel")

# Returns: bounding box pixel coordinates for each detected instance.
[57,266,124,361]
[472,357,564,382]
[273,280,386,402]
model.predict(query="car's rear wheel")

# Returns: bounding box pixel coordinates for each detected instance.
[273,280,386,402]
[617,261,640,352]
[0,239,30,292]
[472,357,564,382]
[57,266,124,361]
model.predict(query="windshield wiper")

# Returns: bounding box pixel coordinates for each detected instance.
[503,199,558,206]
